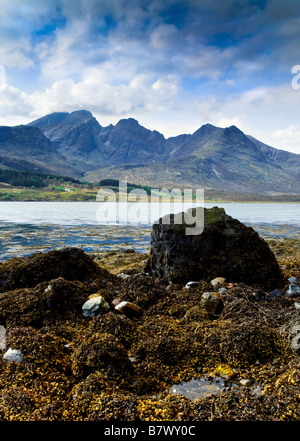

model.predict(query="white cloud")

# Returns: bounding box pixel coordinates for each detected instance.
[270,125,300,154]
[0,83,33,125]
[28,72,179,120]
[150,24,178,50]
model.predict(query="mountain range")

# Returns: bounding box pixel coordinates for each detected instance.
[0,109,299,195]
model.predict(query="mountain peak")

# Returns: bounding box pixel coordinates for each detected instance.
[224,125,244,135]
[116,118,140,127]
[193,123,220,136]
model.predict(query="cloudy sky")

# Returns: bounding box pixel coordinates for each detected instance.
[1,0,300,153]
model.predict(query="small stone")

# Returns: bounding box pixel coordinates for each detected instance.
[82,296,110,318]
[115,301,143,319]
[112,297,122,307]
[211,277,226,287]
[226,283,234,289]
[185,281,200,289]
[88,292,103,300]
[294,302,300,310]
[251,292,259,301]
[200,292,224,315]
[291,334,300,351]
[268,289,282,299]
[251,385,263,397]
[117,273,130,280]
[240,378,254,387]
[286,284,300,297]
[290,324,300,336]
[288,276,297,284]
[218,287,227,294]
[3,348,23,363]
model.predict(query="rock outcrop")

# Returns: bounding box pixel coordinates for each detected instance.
[0,247,111,292]
[145,206,284,290]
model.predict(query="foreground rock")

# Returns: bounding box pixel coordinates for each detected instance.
[82,295,110,318]
[2,348,23,363]
[115,301,143,319]
[0,235,298,421]
[71,332,133,379]
[145,206,284,289]
[0,248,119,327]
[0,247,112,292]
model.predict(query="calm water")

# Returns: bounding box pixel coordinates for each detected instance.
[0,201,299,261]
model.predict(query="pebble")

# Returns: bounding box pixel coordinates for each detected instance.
[117,273,130,280]
[290,325,300,351]
[211,277,226,287]
[82,296,110,318]
[240,378,254,387]
[268,289,282,299]
[252,292,260,301]
[3,348,23,363]
[115,301,143,319]
[185,281,200,289]
[200,292,224,315]
[251,385,263,397]
[112,297,122,307]
[218,287,227,294]
[286,284,300,297]
[288,276,297,284]
[294,302,300,311]
[291,334,300,351]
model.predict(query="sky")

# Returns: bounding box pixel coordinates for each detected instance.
[1,0,300,153]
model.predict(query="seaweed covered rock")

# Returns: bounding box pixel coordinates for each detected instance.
[145,206,283,290]
[0,247,112,292]
[5,327,70,371]
[71,332,133,379]
[89,312,138,349]
[0,277,89,327]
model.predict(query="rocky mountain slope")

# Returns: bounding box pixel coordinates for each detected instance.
[0,125,77,177]
[1,110,299,195]
[28,110,167,171]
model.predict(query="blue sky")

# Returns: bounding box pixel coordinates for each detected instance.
[1,0,300,153]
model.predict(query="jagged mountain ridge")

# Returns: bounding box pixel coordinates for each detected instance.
[1,109,299,194]
[28,110,167,171]
[0,124,77,177]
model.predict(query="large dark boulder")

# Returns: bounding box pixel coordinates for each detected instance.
[145,206,284,290]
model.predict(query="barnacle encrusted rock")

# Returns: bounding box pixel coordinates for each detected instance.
[145,206,284,289]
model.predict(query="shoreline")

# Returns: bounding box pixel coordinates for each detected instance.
[0,198,300,203]
[0,221,298,262]
[0,233,299,421]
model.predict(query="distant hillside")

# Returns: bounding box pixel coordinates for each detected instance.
[85,122,300,195]
[0,125,78,177]
[2,110,298,195]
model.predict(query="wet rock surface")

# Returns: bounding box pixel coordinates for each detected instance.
[0,222,298,421]
[145,207,284,290]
